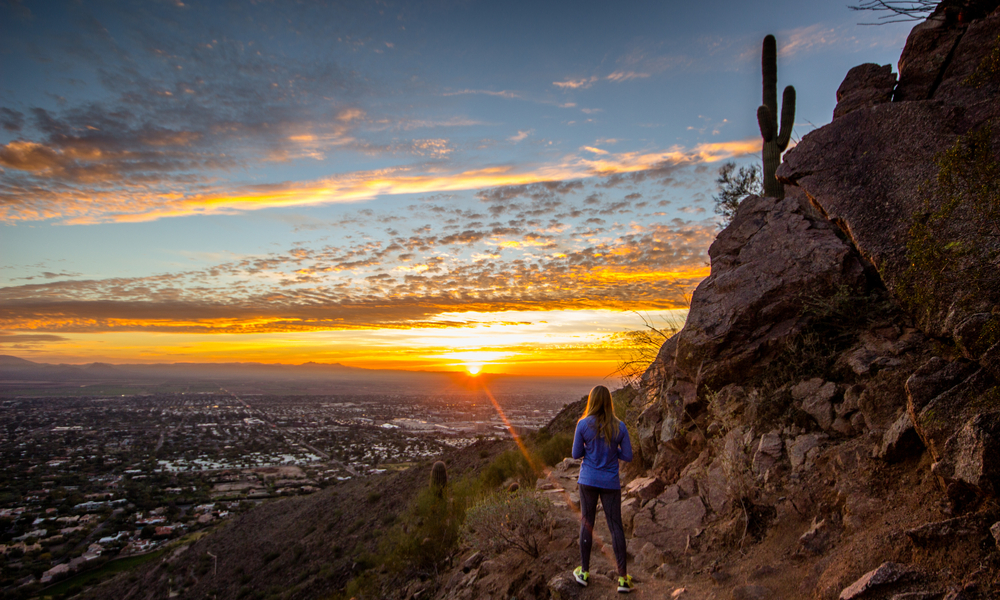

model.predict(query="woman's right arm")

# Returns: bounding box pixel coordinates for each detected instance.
[571,420,585,459]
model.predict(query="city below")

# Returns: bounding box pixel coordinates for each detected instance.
[0,356,595,593]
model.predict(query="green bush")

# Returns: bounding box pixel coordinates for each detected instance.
[463,491,550,558]
[536,433,572,467]
[328,437,574,598]
[380,475,479,574]
[480,449,535,489]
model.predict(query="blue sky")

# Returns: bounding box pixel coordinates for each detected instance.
[0,0,912,373]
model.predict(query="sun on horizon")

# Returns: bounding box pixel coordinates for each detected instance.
[465,363,484,376]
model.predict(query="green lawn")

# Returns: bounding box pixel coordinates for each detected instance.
[39,548,168,598]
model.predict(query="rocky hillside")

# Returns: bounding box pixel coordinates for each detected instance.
[620,1,1000,597]
[71,4,1000,600]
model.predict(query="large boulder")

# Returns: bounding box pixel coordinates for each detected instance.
[673,191,866,384]
[638,190,867,449]
[893,5,969,102]
[777,6,1000,359]
[833,63,896,119]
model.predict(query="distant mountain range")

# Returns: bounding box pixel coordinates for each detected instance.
[0,355,598,397]
[0,354,360,380]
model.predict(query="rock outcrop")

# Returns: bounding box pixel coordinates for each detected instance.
[777,0,1000,512]
[777,3,1000,349]
[637,190,867,463]
[833,63,896,119]
[630,4,1000,598]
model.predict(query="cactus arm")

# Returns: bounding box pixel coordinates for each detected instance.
[777,85,796,151]
[758,105,775,142]
[761,35,778,118]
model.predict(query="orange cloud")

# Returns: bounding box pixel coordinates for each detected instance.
[0,141,73,172]
[0,138,760,225]
[553,76,598,89]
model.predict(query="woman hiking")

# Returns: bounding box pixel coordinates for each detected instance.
[571,384,634,593]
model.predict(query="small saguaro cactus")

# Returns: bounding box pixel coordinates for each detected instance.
[757,34,796,199]
[430,460,448,495]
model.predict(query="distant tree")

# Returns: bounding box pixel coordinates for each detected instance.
[849,1,938,24]
[713,162,762,227]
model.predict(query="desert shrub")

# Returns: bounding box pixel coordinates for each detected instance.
[380,475,479,575]
[347,518,364,533]
[535,433,572,467]
[463,491,550,558]
[613,387,641,441]
[340,573,379,600]
[480,449,536,489]
[353,551,377,571]
[713,161,762,226]
[611,312,685,389]
[382,488,457,571]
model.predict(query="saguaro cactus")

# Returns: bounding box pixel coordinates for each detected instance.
[430,460,448,496]
[757,35,796,199]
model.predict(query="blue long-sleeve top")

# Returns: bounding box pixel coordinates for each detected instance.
[571,416,633,489]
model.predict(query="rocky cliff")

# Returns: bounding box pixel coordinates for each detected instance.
[625,2,1000,598]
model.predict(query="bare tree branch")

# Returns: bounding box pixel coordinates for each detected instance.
[612,311,686,389]
[848,1,939,24]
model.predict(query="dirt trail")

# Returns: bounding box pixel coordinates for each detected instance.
[536,459,715,600]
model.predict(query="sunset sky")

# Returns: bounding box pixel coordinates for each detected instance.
[0,0,910,377]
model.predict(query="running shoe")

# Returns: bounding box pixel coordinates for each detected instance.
[617,574,634,593]
[572,566,589,587]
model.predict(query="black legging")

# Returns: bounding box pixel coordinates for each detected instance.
[578,483,627,576]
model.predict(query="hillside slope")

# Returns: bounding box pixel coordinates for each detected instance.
[77,436,519,600]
